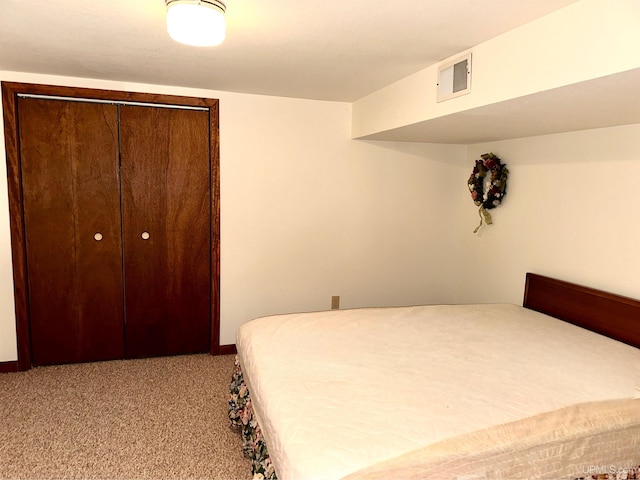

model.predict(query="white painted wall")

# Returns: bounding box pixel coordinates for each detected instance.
[352,0,640,139]
[0,99,17,362]
[453,124,640,305]
[2,71,638,362]
[0,71,466,361]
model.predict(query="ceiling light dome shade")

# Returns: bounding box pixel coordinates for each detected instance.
[166,0,226,47]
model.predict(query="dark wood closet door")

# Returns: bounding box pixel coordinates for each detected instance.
[18,98,124,366]
[120,105,211,358]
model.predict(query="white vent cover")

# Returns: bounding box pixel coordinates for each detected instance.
[437,52,472,102]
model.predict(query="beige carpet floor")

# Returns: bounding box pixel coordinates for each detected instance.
[0,354,251,479]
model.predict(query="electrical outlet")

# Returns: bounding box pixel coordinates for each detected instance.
[331,295,340,310]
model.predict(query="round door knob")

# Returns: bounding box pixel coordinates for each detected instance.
[141,231,150,240]
[94,232,103,241]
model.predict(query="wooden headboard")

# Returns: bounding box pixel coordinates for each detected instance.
[523,273,640,349]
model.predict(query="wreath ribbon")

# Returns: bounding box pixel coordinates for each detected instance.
[473,206,493,234]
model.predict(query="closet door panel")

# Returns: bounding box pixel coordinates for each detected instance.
[120,106,211,358]
[19,98,124,366]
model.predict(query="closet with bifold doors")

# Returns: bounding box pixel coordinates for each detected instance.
[3,83,220,368]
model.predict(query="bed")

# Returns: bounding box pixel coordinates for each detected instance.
[229,273,640,480]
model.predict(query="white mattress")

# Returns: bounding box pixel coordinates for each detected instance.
[236,304,640,480]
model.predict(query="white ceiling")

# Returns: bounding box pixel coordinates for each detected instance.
[0,0,579,102]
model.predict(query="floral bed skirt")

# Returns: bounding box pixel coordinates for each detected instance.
[228,356,278,480]
[575,467,639,480]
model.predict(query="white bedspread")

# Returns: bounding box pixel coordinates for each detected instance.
[236,304,640,480]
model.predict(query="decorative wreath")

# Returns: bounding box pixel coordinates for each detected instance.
[467,153,509,233]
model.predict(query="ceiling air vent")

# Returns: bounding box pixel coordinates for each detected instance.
[437,52,472,102]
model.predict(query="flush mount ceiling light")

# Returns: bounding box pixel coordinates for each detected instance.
[165,0,226,47]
